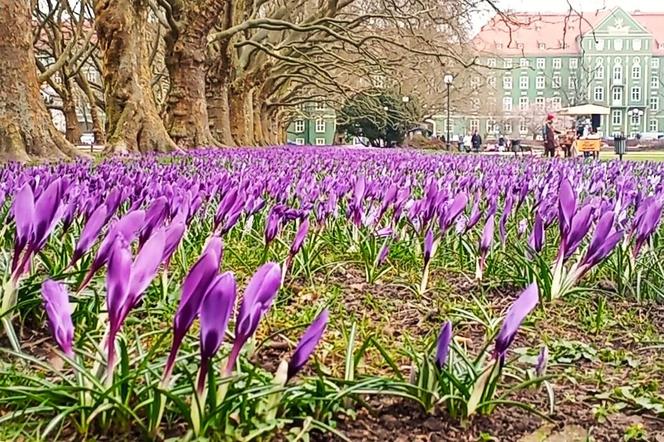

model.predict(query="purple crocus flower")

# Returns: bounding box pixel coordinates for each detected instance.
[562,205,594,261]
[423,229,435,268]
[264,210,281,246]
[162,244,221,383]
[576,211,623,276]
[11,183,35,274]
[633,199,663,257]
[287,309,329,380]
[162,221,187,267]
[535,345,548,376]
[435,321,453,369]
[139,197,168,247]
[528,212,545,254]
[41,280,75,358]
[197,272,237,395]
[558,178,576,238]
[494,282,539,363]
[377,244,389,265]
[290,219,310,256]
[225,262,282,375]
[480,214,495,258]
[70,204,108,267]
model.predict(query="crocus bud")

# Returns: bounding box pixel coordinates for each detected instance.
[435,321,453,369]
[41,280,75,358]
[287,309,329,380]
[494,283,539,363]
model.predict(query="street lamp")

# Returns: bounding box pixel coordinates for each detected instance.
[444,74,454,150]
[627,108,644,136]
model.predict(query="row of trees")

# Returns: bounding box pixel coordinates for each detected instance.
[0,0,491,161]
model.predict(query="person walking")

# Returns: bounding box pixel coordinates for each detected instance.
[543,113,560,158]
[463,133,472,153]
[471,130,482,153]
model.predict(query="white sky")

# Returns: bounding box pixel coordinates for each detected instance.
[473,0,663,33]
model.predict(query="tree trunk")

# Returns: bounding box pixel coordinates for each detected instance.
[62,79,83,145]
[94,0,177,154]
[207,77,235,145]
[78,72,106,145]
[229,81,250,145]
[0,0,77,162]
[164,32,216,147]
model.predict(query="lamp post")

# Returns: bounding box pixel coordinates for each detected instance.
[627,108,644,138]
[444,74,454,150]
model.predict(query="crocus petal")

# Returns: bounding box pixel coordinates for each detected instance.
[423,229,434,267]
[128,229,166,307]
[558,178,576,237]
[290,219,310,256]
[31,179,63,250]
[563,205,594,261]
[106,239,132,334]
[494,282,539,360]
[11,184,35,272]
[162,222,186,264]
[287,309,329,380]
[199,272,237,361]
[41,280,74,357]
[435,321,453,368]
[480,215,495,256]
[71,204,108,266]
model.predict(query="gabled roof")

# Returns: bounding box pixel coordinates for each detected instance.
[473,9,664,56]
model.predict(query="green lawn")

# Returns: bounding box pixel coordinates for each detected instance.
[599,150,664,161]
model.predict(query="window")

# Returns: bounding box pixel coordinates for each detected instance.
[519,118,528,133]
[613,65,623,82]
[552,75,561,88]
[503,76,512,90]
[504,121,512,133]
[85,69,98,83]
[596,39,604,50]
[536,58,545,69]
[568,76,576,90]
[538,43,546,50]
[634,39,642,51]
[470,119,480,132]
[615,39,623,51]
[504,59,513,69]
[553,58,561,69]
[486,120,496,133]
[488,76,496,87]
[520,58,529,68]
[315,138,326,145]
[631,87,641,102]
[612,87,623,104]
[519,97,529,111]
[652,58,660,69]
[487,58,496,68]
[596,65,604,79]
[631,112,641,125]
[569,58,578,69]
[652,75,660,89]
[519,76,529,90]
[552,97,562,110]
[315,119,325,133]
[649,119,658,132]
[612,110,622,126]
[471,76,481,88]
[315,101,326,111]
[503,97,513,111]
[632,64,641,79]
[536,76,545,89]
[535,97,545,111]
[594,86,604,101]
[294,120,305,132]
[650,97,659,111]
[295,138,305,145]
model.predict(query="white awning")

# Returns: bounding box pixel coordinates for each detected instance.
[558,104,611,116]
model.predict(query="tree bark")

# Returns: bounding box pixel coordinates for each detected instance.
[62,78,83,145]
[163,0,227,148]
[228,79,251,145]
[94,0,177,154]
[77,72,106,145]
[207,75,235,146]
[0,0,77,162]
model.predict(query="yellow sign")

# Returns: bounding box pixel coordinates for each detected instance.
[576,139,601,152]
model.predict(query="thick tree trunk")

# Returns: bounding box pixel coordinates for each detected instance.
[164,33,217,147]
[229,81,250,146]
[0,0,77,162]
[78,73,106,145]
[62,80,83,145]
[207,78,235,146]
[94,0,177,154]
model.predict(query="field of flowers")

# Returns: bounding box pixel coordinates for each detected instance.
[1,147,664,441]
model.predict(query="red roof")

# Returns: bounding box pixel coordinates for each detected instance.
[473,9,664,56]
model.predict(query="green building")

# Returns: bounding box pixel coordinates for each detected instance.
[448,7,664,139]
[285,102,337,145]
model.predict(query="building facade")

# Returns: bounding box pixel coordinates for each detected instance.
[448,7,664,139]
[285,102,337,145]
